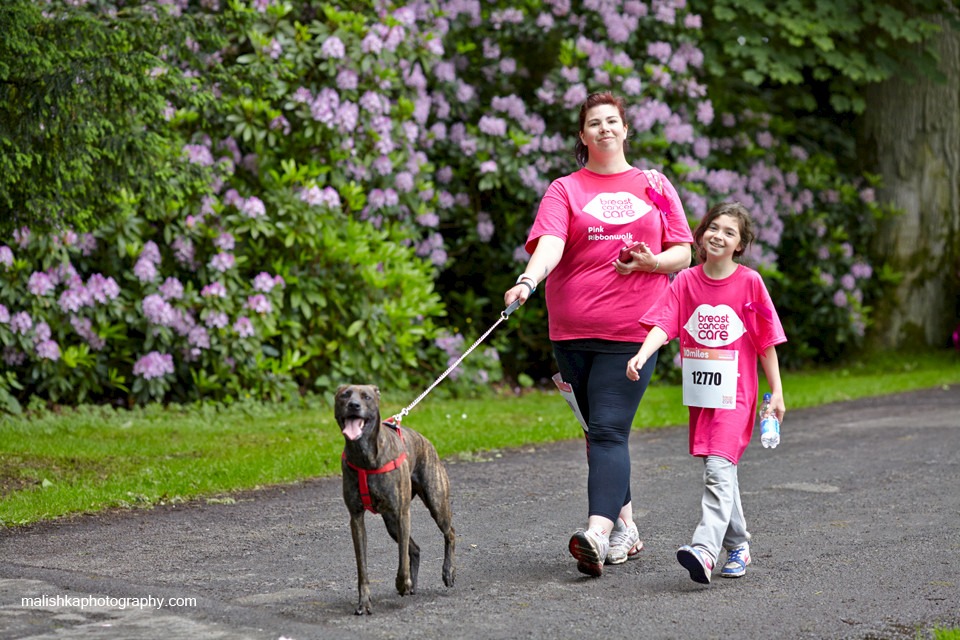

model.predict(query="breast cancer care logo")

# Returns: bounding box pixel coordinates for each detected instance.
[581,192,651,225]
[683,304,746,348]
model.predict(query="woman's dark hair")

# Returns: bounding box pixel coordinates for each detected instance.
[692,201,757,264]
[574,92,628,168]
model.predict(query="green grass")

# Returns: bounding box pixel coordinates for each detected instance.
[920,624,960,640]
[1,348,958,526]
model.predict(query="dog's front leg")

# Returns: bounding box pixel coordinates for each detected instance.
[350,512,373,615]
[383,508,415,596]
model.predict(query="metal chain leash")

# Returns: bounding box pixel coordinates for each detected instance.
[392,299,521,424]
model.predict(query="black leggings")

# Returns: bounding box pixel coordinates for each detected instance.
[553,345,658,523]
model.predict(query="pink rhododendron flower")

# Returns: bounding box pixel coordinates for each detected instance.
[133,257,158,283]
[240,197,266,218]
[183,144,214,166]
[71,316,105,350]
[142,294,177,326]
[11,311,32,335]
[247,294,272,314]
[28,272,55,296]
[205,311,229,329]
[36,340,60,361]
[201,282,227,298]
[159,277,184,300]
[133,351,175,379]
[233,316,255,338]
[320,36,345,59]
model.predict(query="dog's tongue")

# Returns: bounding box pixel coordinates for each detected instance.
[342,418,364,441]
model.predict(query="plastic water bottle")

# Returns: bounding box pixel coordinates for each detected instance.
[759,392,780,448]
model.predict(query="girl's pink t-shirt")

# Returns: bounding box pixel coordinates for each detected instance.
[526,167,693,342]
[640,265,787,463]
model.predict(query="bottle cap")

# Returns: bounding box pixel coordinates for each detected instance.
[763,392,772,401]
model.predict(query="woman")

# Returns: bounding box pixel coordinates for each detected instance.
[504,92,693,577]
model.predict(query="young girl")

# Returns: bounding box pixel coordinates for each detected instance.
[625,202,786,584]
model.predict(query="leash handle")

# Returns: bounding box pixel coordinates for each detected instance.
[502,298,521,318]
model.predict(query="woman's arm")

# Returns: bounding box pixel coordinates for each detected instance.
[504,235,565,307]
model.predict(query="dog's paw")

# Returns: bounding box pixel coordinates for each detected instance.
[354,602,372,616]
[443,566,455,588]
[396,576,414,596]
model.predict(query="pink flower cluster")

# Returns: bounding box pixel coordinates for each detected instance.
[300,186,341,208]
[134,241,162,283]
[0,246,14,268]
[133,351,175,380]
[252,272,284,293]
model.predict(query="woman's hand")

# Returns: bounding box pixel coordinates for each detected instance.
[504,283,531,308]
[613,241,658,275]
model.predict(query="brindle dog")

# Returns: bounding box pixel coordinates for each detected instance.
[335,384,455,615]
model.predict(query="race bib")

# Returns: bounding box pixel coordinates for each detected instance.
[681,347,738,409]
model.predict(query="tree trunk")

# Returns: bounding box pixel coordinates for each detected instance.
[859,14,960,349]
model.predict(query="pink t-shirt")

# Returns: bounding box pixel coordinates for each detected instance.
[525,167,693,342]
[640,265,787,463]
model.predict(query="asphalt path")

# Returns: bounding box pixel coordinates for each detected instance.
[0,386,958,640]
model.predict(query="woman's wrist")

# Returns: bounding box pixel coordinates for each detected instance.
[650,257,660,273]
[516,273,537,292]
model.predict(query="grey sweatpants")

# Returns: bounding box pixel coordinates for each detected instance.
[690,455,751,563]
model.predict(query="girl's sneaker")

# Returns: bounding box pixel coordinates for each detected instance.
[605,517,643,565]
[569,528,609,577]
[677,545,714,584]
[721,542,751,578]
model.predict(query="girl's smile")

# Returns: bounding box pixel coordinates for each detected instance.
[702,214,742,262]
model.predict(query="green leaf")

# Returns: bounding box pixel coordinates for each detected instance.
[346,320,364,337]
[742,69,765,85]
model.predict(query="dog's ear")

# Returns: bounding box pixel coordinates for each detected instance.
[372,386,380,399]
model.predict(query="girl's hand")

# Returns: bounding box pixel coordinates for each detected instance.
[769,391,786,422]
[626,352,647,381]
[613,242,657,275]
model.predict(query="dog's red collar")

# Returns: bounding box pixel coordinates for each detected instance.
[341,418,406,514]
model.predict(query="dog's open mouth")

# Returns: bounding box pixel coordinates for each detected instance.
[341,417,365,441]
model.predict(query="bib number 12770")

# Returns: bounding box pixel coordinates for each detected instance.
[690,370,722,386]
[682,347,738,409]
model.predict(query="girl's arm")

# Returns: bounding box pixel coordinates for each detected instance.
[614,242,691,276]
[504,235,565,307]
[626,327,669,381]
[760,344,786,421]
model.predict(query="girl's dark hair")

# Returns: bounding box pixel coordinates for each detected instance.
[692,201,757,264]
[574,92,628,168]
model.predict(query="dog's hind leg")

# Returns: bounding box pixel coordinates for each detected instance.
[440,520,455,588]
[382,511,419,595]
[349,512,373,615]
[420,471,456,588]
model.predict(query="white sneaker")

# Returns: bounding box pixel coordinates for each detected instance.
[569,528,609,577]
[721,542,751,578]
[606,517,643,565]
[677,545,715,584]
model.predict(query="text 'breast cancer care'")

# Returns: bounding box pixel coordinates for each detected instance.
[581,192,652,224]
[683,304,746,347]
